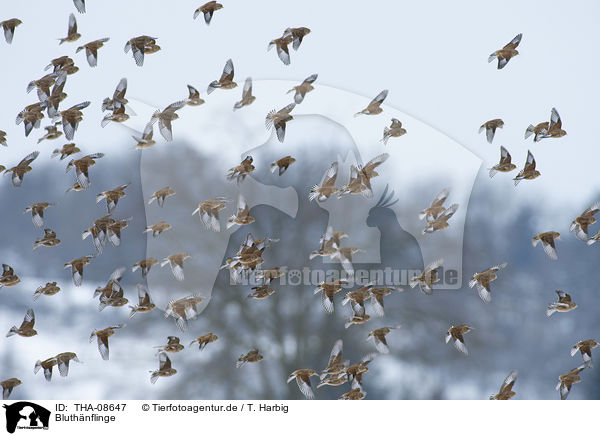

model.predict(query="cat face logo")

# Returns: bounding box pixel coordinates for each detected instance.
[3,402,50,433]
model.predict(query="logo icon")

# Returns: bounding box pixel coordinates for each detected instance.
[3,402,50,434]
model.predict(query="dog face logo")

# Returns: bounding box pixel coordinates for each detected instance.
[3,402,50,433]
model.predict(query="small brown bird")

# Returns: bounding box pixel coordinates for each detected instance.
[132,122,156,149]
[150,100,186,141]
[58,13,80,44]
[33,228,61,250]
[34,357,58,381]
[73,0,86,13]
[340,388,366,400]
[101,106,129,127]
[489,146,517,177]
[270,156,296,176]
[513,150,540,185]
[367,325,401,354]
[488,33,522,69]
[207,59,237,94]
[309,162,339,202]
[469,263,507,303]
[128,284,155,318]
[54,101,90,140]
[227,194,255,229]
[571,340,599,368]
[185,84,205,106]
[288,73,318,104]
[556,365,585,400]
[381,118,406,145]
[344,313,371,329]
[96,184,129,213]
[64,255,94,286]
[525,108,566,141]
[265,103,295,142]
[285,27,311,50]
[93,267,126,307]
[125,35,160,67]
[45,74,68,118]
[479,119,504,143]
[355,90,388,116]
[422,204,458,235]
[532,231,560,260]
[33,282,61,300]
[318,373,348,388]
[107,216,133,247]
[1,378,22,400]
[6,309,37,338]
[287,369,318,399]
[345,354,376,388]
[490,370,518,400]
[4,151,40,187]
[148,186,175,207]
[320,339,346,378]
[0,264,20,288]
[164,294,203,332]
[334,246,363,277]
[369,287,398,317]
[37,123,63,143]
[76,37,110,67]
[194,1,223,24]
[144,221,171,237]
[150,352,176,384]
[1,18,22,44]
[190,333,218,350]
[27,73,57,101]
[156,336,184,353]
[255,266,286,284]
[82,214,114,253]
[16,103,45,137]
[247,285,276,299]
[132,258,158,278]
[268,34,293,65]
[0,130,6,146]
[237,349,264,367]
[310,226,348,259]
[227,156,255,184]
[90,325,124,360]
[570,201,600,242]
[161,253,191,281]
[24,202,53,228]
[233,77,256,110]
[101,78,128,113]
[339,153,390,198]
[55,352,81,377]
[52,143,80,160]
[546,290,577,317]
[419,188,450,221]
[45,55,79,74]
[342,282,374,317]
[446,324,472,355]
[314,279,347,314]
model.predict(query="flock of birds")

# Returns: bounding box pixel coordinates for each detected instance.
[0,4,598,401]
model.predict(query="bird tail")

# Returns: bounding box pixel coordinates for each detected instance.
[381,127,390,145]
[270,162,278,173]
[34,360,42,374]
[546,305,557,317]
[6,326,18,337]
[308,185,320,202]
[488,167,498,178]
